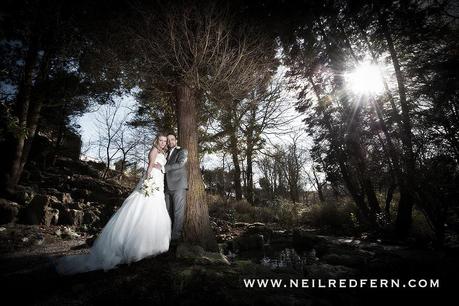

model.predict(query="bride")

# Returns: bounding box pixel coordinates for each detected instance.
[52,133,171,275]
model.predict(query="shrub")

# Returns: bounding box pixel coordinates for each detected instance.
[302,199,359,235]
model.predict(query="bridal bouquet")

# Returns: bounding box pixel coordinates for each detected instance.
[141,176,160,197]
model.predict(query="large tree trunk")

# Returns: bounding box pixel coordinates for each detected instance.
[2,38,40,195]
[380,14,417,237]
[176,83,218,251]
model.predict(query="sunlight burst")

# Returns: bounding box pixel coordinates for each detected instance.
[345,62,384,95]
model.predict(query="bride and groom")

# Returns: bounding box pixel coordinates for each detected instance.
[53,132,188,275]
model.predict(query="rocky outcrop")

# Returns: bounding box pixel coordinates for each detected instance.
[21,194,60,225]
[59,208,84,226]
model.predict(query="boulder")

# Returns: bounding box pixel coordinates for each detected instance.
[22,194,57,225]
[0,198,20,224]
[43,207,59,226]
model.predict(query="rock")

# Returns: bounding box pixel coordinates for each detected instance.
[176,243,230,265]
[0,198,20,224]
[195,252,231,265]
[61,226,81,239]
[234,222,250,228]
[71,188,91,201]
[234,234,265,251]
[59,209,84,226]
[244,223,273,243]
[292,229,327,250]
[271,229,289,241]
[43,207,59,226]
[83,210,100,225]
[69,201,85,210]
[62,192,73,205]
[14,185,36,205]
[248,222,265,227]
[34,234,45,245]
[21,194,55,225]
[70,174,126,204]
[41,188,73,205]
[305,263,359,279]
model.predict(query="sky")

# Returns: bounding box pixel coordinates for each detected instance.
[74,65,313,188]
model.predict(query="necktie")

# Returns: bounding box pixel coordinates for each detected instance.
[167,148,174,160]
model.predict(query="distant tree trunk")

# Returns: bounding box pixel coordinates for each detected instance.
[244,106,256,204]
[228,119,243,200]
[176,83,217,251]
[312,167,325,202]
[18,100,44,177]
[309,76,377,227]
[385,183,396,219]
[344,95,381,220]
[245,145,254,203]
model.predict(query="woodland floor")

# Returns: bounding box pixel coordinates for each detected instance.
[1,223,457,306]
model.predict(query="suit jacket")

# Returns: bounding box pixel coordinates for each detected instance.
[164,146,188,191]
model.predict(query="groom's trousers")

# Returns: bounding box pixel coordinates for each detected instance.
[165,189,187,240]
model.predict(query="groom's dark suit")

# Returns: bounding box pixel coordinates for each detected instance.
[164,146,188,240]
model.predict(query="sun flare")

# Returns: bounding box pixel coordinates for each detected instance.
[345,62,384,95]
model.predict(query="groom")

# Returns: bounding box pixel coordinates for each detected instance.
[155,133,188,242]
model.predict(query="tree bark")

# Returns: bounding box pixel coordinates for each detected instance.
[176,83,218,251]
[229,130,243,200]
[380,14,417,237]
[245,145,254,203]
[2,37,40,195]
[312,167,325,202]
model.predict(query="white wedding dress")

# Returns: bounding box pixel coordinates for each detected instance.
[54,153,171,275]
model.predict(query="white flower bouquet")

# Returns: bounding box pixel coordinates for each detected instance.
[141,176,160,197]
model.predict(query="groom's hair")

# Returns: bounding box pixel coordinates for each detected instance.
[167,132,176,138]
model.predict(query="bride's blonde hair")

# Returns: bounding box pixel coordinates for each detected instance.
[153,132,168,154]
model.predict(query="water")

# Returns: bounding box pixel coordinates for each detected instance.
[227,243,319,272]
